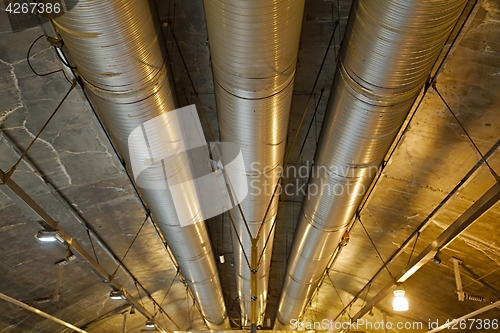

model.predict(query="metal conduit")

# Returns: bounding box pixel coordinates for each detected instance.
[275,0,468,328]
[203,0,305,326]
[52,0,229,329]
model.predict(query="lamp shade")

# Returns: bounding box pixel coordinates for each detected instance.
[36,230,58,242]
[145,319,155,328]
[393,288,409,311]
[109,290,125,300]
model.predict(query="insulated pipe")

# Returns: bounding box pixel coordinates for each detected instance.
[52,0,229,329]
[203,0,305,326]
[275,0,468,328]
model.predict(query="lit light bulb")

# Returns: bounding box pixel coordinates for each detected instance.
[109,290,125,300]
[393,287,409,311]
[39,235,57,242]
[36,230,59,242]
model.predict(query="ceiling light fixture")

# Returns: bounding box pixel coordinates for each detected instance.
[432,250,442,265]
[55,259,68,266]
[35,229,61,243]
[109,290,125,300]
[392,285,409,311]
[66,247,76,261]
[368,305,374,316]
[145,319,155,328]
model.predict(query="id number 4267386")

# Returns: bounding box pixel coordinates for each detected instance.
[440,318,498,330]
[5,1,61,14]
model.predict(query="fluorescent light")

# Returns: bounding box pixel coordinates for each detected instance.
[219,254,225,263]
[393,287,409,311]
[145,319,155,328]
[109,290,125,300]
[36,230,58,242]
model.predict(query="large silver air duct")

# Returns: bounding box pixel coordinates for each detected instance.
[275,0,468,328]
[203,0,305,326]
[52,0,230,329]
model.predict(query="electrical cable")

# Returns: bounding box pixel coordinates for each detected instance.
[407,231,420,265]
[358,215,395,281]
[57,42,184,322]
[4,78,76,182]
[294,87,325,164]
[361,282,372,310]
[134,281,146,309]
[256,22,339,268]
[226,210,252,270]
[433,84,500,182]
[158,311,171,332]
[60,69,73,84]
[331,5,340,63]
[230,296,243,329]
[177,91,242,264]
[87,229,100,264]
[256,20,338,238]
[462,265,500,291]
[168,21,257,277]
[110,213,150,280]
[336,0,342,37]
[27,35,63,77]
[167,21,255,245]
[181,288,191,328]
[326,272,349,318]
[168,24,216,145]
[154,270,179,317]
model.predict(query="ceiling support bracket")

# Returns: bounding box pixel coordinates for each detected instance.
[450,257,465,301]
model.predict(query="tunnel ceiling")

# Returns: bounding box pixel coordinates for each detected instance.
[1,0,500,332]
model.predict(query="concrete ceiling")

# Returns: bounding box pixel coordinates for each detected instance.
[1,0,500,332]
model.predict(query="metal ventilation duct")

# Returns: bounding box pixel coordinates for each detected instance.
[275,0,468,328]
[52,0,230,329]
[203,0,305,326]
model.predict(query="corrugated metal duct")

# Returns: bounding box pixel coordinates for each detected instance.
[203,0,305,326]
[52,0,230,329]
[275,0,468,328]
